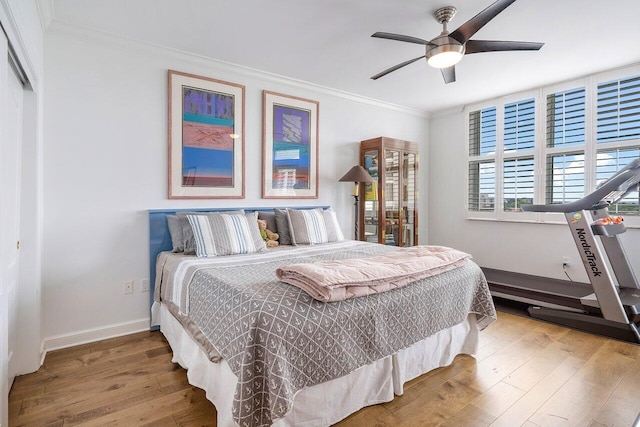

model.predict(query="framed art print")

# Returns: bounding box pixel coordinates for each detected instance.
[168,70,245,199]
[262,90,319,198]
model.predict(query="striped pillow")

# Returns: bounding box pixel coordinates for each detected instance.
[287,208,345,245]
[177,209,245,254]
[186,212,266,257]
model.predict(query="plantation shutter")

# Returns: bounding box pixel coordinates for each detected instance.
[504,98,535,152]
[596,148,640,214]
[546,153,585,204]
[468,161,495,211]
[503,157,534,211]
[468,106,497,212]
[597,75,640,143]
[469,107,497,156]
[547,88,586,147]
[545,87,587,205]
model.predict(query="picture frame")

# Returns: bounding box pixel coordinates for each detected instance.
[262,90,319,199]
[168,70,245,199]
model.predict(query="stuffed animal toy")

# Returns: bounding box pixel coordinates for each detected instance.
[257,219,279,247]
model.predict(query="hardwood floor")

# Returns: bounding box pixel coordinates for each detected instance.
[9,310,640,426]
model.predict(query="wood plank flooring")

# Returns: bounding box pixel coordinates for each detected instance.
[9,309,640,426]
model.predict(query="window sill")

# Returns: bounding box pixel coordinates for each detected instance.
[465,215,640,229]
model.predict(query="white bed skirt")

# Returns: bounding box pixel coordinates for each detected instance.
[156,302,479,427]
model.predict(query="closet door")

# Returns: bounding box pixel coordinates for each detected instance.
[5,55,23,388]
[1,27,24,425]
[0,27,8,426]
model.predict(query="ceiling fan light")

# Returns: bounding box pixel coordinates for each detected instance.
[427,47,464,68]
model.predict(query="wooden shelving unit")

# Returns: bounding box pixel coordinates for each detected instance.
[359,137,419,246]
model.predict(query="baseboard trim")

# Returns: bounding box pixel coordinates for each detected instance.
[42,318,150,355]
[39,341,46,367]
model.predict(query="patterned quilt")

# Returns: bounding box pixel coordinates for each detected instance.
[156,241,496,427]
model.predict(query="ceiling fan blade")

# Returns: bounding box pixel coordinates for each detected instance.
[371,56,426,80]
[441,66,456,84]
[449,0,517,44]
[465,40,544,54]
[371,32,435,46]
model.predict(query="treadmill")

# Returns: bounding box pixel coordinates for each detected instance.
[486,158,640,343]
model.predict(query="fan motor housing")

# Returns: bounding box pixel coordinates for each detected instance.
[425,35,465,68]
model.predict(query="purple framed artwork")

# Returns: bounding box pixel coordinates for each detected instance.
[262,91,318,198]
[168,70,245,199]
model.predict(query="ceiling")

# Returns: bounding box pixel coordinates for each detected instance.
[49,0,640,114]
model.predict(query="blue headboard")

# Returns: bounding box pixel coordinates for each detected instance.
[148,206,329,327]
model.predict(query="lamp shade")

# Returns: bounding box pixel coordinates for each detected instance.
[339,165,374,183]
[427,50,463,68]
[426,44,465,69]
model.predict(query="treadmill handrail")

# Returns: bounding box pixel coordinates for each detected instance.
[522,158,640,213]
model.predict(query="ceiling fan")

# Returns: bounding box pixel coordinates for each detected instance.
[370,0,544,84]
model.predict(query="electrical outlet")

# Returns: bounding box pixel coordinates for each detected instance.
[141,279,149,292]
[562,256,572,267]
[123,280,134,294]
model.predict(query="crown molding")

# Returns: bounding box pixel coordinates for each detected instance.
[429,105,465,119]
[36,0,54,31]
[45,19,430,119]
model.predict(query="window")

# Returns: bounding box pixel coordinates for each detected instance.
[546,153,584,204]
[547,87,586,148]
[468,107,497,156]
[597,75,640,143]
[468,107,496,212]
[546,87,586,204]
[596,74,640,215]
[596,148,640,215]
[466,66,640,224]
[468,161,495,211]
[503,98,535,212]
[504,98,535,152]
[503,157,534,211]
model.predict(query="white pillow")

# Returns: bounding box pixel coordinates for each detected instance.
[186,212,266,257]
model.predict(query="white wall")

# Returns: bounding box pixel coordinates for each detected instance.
[428,109,640,283]
[42,29,429,347]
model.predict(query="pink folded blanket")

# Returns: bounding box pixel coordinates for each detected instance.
[276,245,471,302]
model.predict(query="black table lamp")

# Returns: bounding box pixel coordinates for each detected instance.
[339,165,374,240]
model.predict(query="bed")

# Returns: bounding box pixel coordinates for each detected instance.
[148,207,496,427]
